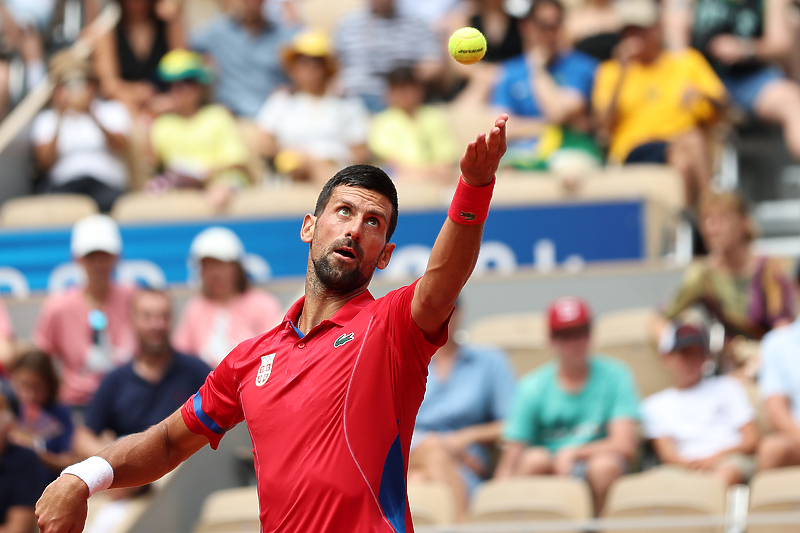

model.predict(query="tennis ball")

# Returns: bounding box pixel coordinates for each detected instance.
[448,27,487,65]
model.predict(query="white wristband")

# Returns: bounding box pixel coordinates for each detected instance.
[61,457,114,496]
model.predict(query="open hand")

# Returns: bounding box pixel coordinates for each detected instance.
[36,475,90,533]
[460,114,508,187]
[708,35,748,65]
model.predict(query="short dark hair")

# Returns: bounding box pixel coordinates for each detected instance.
[527,0,565,20]
[10,348,60,406]
[131,287,173,314]
[314,165,399,241]
[386,66,419,87]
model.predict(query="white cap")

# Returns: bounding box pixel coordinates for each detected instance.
[190,227,245,263]
[71,215,122,258]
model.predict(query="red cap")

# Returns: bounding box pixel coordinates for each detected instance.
[548,296,592,333]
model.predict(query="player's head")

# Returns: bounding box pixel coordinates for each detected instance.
[659,320,709,389]
[303,165,398,292]
[130,288,173,356]
[548,296,592,366]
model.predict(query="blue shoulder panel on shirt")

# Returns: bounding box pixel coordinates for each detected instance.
[378,434,406,533]
[193,393,229,435]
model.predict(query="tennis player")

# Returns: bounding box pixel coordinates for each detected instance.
[36,114,508,533]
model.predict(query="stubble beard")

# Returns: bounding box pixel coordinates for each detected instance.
[311,239,377,293]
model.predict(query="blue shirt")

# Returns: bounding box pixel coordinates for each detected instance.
[491,51,598,118]
[760,319,800,422]
[416,345,516,433]
[191,17,296,117]
[86,352,211,438]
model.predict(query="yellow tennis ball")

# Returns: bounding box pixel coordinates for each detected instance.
[448,27,487,65]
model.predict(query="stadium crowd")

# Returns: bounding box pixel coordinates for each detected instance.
[0,0,799,530]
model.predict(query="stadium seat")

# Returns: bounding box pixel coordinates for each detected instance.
[468,312,551,377]
[193,486,260,533]
[749,466,800,533]
[470,476,592,528]
[227,185,320,219]
[111,191,215,223]
[0,194,98,228]
[603,467,726,533]
[492,170,565,206]
[593,307,672,397]
[407,480,456,526]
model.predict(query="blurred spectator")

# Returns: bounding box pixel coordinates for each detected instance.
[32,50,131,213]
[0,2,47,118]
[0,390,39,533]
[658,192,794,346]
[0,299,14,371]
[191,0,296,118]
[149,50,253,211]
[33,215,136,410]
[94,0,184,115]
[172,227,283,368]
[255,31,370,184]
[643,321,758,487]
[564,0,622,61]
[491,0,601,170]
[74,289,210,457]
[398,0,463,31]
[369,67,460,183]
[495,297,639,514]
[408,304,516,521]
[592,0,726,207]
[756,262,800,471]
[335,0,443,112]
[8,349,76,486]
[665,0,800,160]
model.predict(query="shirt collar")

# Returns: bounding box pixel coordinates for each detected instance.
[283,290,376,329]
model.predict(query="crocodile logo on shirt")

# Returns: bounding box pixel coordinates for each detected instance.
[255,353,276,386]
[334,333,355,348]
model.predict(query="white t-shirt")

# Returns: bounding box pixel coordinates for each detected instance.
[31,100,131,190]
[642,376,754,461]
[760,319,800,423]
[255,90,369,164]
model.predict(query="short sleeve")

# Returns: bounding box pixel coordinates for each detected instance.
[722,377,755,428]
[686,49,726,102]
[94,101,131,134]
[558,54,598,101]
[760,330,790,399]
[0,298,13,339]
[31,110,57,145]
[662,261,708,319]
[609,362,641,421]
[503,373,541,444]
[641,394,671,439]
[488,350,517,421]
[181,339,248,449]
[591,60,620,116]
[254,91,288,134]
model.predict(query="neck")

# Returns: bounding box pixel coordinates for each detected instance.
[85,280,111,306]
[305,85,327,97]
[720,243,751,274]
[133,347,173,384]
[558,358,588,383]
[298,271,370,334]
[240,14,266,33]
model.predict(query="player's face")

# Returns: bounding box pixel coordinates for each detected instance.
[302,185,395,292]
[131,292,172,355]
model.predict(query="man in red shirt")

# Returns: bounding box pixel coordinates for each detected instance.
[36,113,508,533]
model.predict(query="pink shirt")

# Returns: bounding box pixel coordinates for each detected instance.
[172,289,283,368]
[0,299,13,339]
[33,285,136,406]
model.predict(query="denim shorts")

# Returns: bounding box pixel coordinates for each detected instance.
[720,66,784,112]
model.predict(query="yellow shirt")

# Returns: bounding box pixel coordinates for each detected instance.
[151,105,250,179]
[592,49,726,162]
[368,106,459,166]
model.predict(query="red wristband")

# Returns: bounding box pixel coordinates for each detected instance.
[448,175,495,225]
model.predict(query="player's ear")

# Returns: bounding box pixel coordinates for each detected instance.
[376,242,396,270]
[300,214,316,244]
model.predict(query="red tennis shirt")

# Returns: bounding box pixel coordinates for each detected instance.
[181,280,448,532]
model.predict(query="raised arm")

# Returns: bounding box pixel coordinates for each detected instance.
[411,114,508,339]
[36,410,208,533]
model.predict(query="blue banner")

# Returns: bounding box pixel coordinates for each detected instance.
[0,200,643,296]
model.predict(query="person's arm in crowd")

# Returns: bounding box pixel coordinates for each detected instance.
[36,410,208,533]
[72,425,115,460]
[558,418,639,468]
[410,115,507,339]
[651,436,689,466]
[594,38,641,145]
[0,507,36,533]
[350,143,371,165]
[708,0,795,64]
[529,53,587,125]
[662,0,695,50]
[693,421,760,470]
[89,111,129,153]
[33,120,61,171]
[493,440,527,478]
[443,421,504,451]
[157,0,187,49]
[766,395,800,443]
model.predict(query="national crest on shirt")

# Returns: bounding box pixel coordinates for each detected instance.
[256,353,276,386]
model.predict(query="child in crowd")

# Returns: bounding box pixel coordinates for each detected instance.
[643,320,759,487]
[9,349,75,486]
[369,66,459,183]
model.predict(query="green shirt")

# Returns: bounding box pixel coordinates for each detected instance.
[504,356,640,452]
